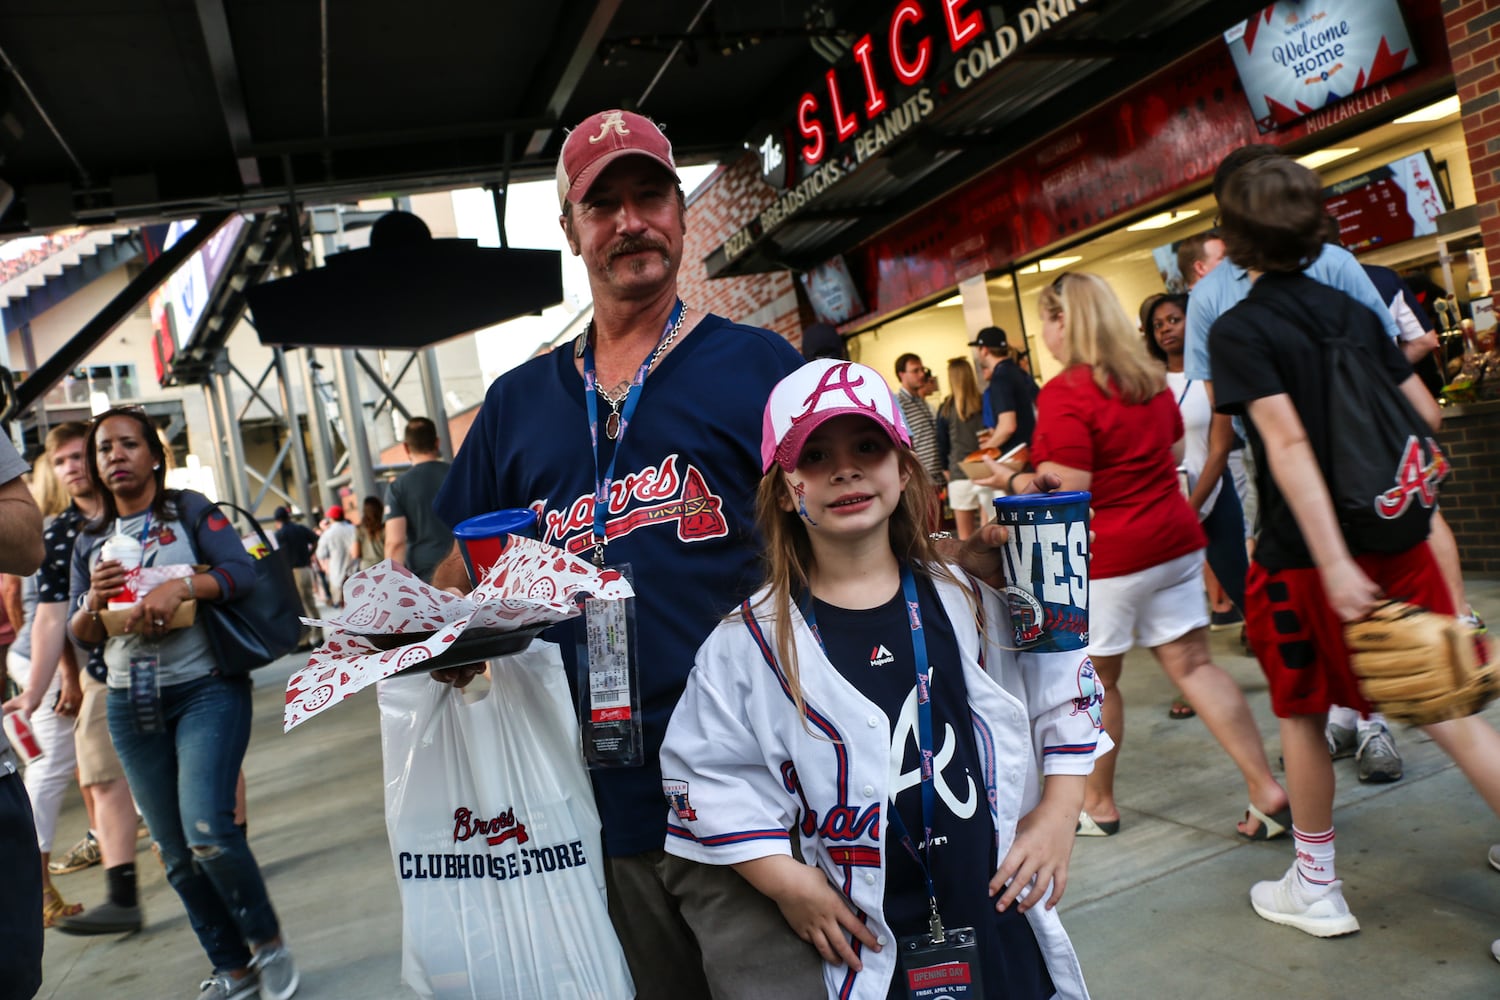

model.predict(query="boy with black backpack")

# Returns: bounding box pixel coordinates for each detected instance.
[1209,155,1500,940]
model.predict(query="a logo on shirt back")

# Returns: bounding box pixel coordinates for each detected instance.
[869,644,894,667]
[1375,435,1448,520]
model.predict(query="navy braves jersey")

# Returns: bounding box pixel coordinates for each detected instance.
[435,313,802,856]
[814,575,1052,1000]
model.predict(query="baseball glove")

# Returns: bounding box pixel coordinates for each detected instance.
[1345,601,1499,726]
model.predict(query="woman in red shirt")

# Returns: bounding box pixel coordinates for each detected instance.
[996,273,1287,840]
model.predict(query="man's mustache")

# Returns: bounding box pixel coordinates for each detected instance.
[608,237,670,262]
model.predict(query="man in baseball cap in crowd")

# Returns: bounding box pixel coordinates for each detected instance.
[969,326,1039,463]
[427,110,821,997]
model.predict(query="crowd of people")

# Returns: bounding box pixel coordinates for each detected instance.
[0,107,1496,1000]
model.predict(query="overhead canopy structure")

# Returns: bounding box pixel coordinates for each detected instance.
[0,0,1264,246]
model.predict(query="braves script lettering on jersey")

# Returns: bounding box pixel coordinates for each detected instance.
[435,314,803,857]
[660,569,1107,1000]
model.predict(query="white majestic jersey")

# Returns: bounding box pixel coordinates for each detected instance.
[661,569,1107,1000]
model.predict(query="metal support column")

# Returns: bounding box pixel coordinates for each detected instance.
[272,346,316,520]
[210,352,253,509]
[333,348,378,503]
[415,348,454,460]
[303,348,335,511]
[200,378,232,507]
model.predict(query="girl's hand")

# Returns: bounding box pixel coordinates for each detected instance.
[1320,557,1382,623]
[737,856,879,970]
[990,798,1079,914]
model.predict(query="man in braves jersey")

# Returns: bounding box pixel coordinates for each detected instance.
[429,109,821,998]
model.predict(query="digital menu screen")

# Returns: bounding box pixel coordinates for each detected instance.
[1323,150,1448,255]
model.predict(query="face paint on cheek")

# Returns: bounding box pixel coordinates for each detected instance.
[792,481,817,526]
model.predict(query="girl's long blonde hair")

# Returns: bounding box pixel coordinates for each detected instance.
[941,357,982,423]
[749,447,964,722]
[1040,272,1165,405]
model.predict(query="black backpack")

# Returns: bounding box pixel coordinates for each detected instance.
[1244,292,1448,554]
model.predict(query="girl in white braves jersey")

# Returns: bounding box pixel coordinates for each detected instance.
[660,359,1106,1000]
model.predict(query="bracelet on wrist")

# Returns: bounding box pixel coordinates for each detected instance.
[1007,471,1024,494]
[184,575,196,602]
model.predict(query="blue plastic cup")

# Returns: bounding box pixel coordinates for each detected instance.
[452,509,539,586]
[991,491,1091,652]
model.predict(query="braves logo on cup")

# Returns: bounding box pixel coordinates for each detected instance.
[994,493,1090,653]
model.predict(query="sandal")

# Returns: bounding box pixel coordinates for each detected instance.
[1168,696,1196,720]
[1238,803,1292,842]
[1076,810,1121,837]
[42,886,84,928]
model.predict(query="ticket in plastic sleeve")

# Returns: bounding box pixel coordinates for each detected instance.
[283,538,632,732]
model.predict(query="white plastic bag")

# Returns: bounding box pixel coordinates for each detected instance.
[378,640,633,1000]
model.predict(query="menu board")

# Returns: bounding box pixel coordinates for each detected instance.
[1323,151,1447,255]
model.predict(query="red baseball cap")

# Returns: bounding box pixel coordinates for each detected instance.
[556,109,679,209]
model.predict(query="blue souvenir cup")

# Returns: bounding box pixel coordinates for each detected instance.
[991,491,1091,652]
[452,509,539,587]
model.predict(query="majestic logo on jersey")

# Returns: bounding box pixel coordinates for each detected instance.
[1375,435,1448,520]
[1070,657,1104,729]
[452,805,529,847]
[869,644,894,667]
[589,110,631,143]
[538,455,729,555]
[663,780,698,822]
[790,362,878,424]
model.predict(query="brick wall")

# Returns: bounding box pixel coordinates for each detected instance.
[1443,0,1500,270]
[1439,402,1500,574]
[678,153,809,348]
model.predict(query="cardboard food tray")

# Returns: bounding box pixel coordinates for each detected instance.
[99,598,196,637]
[959,443,1029,481]
[360,625,549,675]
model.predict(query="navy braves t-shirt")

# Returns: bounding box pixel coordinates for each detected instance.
[813,572,1053,1000]
[434,314,802,857]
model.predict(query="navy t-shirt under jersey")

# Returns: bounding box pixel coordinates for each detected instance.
[434,314,802,857]
[813,572,1053,1000]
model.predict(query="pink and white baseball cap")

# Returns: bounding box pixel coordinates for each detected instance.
[556,109,679,209]
[761,359,912,473]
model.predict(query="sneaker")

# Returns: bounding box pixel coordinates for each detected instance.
[54,900,142,936]
[253,943,300,1000]
[1488,844,1500,873]
[1250,865,1360,937]
[1356,725,1403,784]
[1492,938,1500,965]
[1464,608,1487,635]
[197,971,258,1000]
[1325,722,1357,760]
[49,833,102,875]
[1210,607,1244,631]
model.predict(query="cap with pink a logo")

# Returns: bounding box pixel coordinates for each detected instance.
[761,359,912,473]
[556,109,680,209]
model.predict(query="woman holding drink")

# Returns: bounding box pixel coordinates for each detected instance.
[66,407,299,1000]
[985,274,1287,840]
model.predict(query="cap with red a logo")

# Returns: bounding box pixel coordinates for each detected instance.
[761,359,911,473]
[556,110,679,209]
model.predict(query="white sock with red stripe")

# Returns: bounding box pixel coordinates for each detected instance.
[1293,826,1337,891]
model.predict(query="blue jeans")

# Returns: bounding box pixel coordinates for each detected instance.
[107,673,280,972]
[1202,470,1248,613]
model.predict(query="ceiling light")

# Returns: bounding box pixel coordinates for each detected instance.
[1019,255,1083,275]
[1125,209,1202,232]
[935,294,962,307]
[1296,147,1360,170]
[1392,95,1461,124]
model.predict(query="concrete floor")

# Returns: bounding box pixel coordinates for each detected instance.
[34,579,1500,999]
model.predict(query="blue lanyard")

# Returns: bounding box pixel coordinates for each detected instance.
[802,564,939,908]
[121,510,154,554]
[581,299,683,566]
[1175,377,1194,408]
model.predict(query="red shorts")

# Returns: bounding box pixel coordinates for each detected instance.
[1244,544,1454,718]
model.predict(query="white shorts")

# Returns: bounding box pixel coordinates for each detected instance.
[947,478,997,513]
[1087,550,1209,656]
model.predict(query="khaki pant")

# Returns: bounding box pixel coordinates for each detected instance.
[292,566,323,646]
[75,672,124,787]
[605,850,824,1000]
